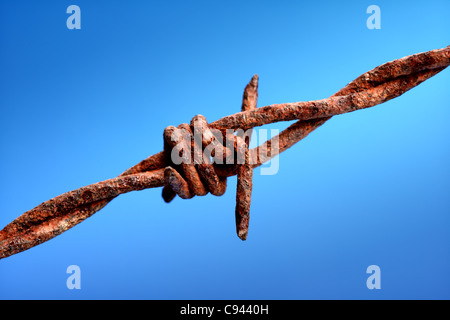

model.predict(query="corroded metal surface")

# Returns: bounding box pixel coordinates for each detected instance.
[1,46,449,259]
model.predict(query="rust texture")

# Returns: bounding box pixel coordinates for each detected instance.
[0,46,449,259]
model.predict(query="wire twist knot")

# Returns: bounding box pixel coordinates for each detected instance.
[160,75,259,240]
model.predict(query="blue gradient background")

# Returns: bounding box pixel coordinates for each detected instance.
[0,1,449,299]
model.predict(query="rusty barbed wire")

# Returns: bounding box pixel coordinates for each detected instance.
[1,46,449,260]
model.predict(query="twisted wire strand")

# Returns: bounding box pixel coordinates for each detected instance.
[1,46,449,259]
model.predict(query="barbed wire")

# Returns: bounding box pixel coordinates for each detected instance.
[1,46,449,260]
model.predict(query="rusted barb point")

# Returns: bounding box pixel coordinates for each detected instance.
[235,74,258,240]
[1,46,449,259]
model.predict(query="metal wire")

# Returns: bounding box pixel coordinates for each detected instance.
[1,46,449,260]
